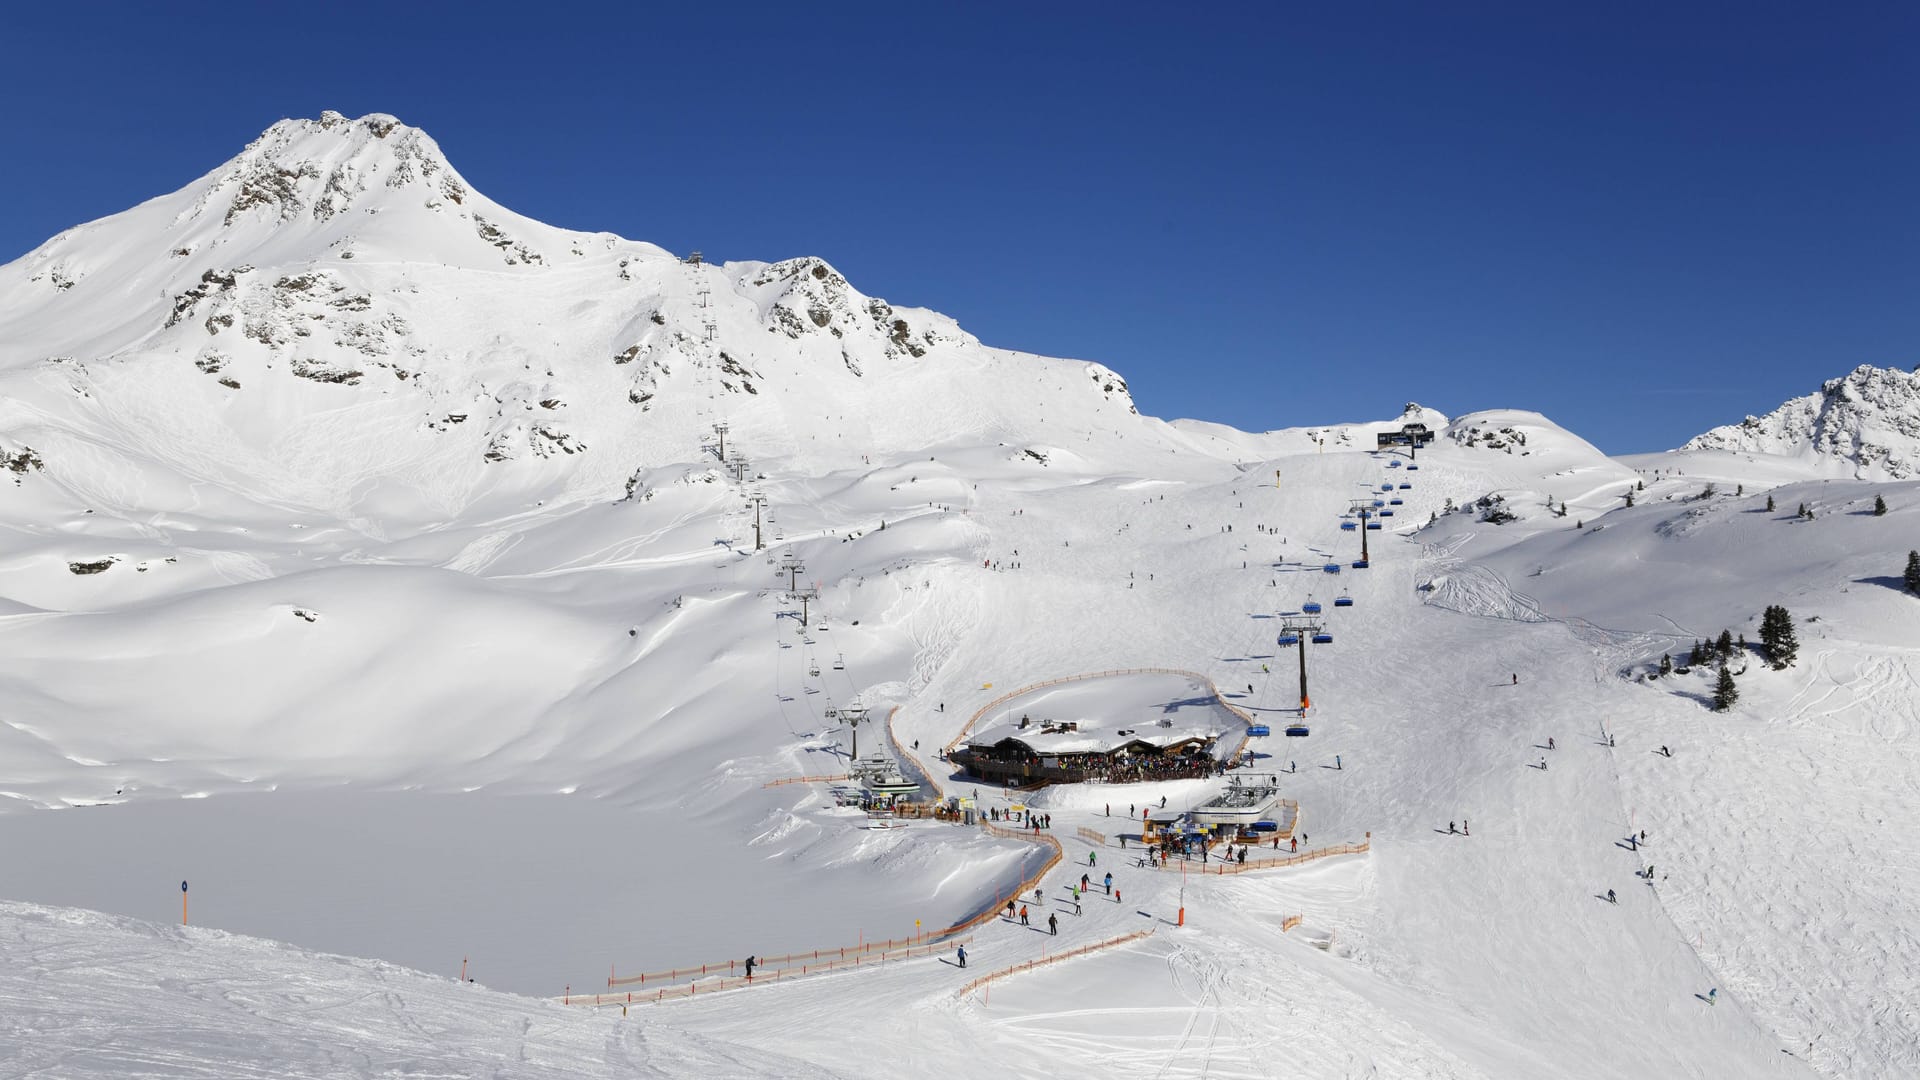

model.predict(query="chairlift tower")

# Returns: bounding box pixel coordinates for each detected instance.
[728,452,750,482]
[746,491,768,551]
[713,421,729,463]
[1348,500,1377,566]
[824,705,870,761]
[1277,616,1329,711]
[778,554,805,591]
[786,583,820,631]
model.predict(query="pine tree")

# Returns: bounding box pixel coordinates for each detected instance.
[1905,550,1920,595]
[1766,494,1775,512]
[1625,490,1635,508]
[1737,633,1747,654]
[1636,479,1645,491]
[1712,663,1739,711]
[1759,605,1799,669]
[1659,653,1673,675]
[1715,629,1733,659]
[1874,494,1888,516]
[1575,519,1583,529]
[1688,640,1706,665]
[1700,482,1717,500]
[1737,484,1744,496]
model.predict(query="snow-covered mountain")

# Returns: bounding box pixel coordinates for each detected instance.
[0,112,1139,525]
[1680,364,1920,479]
[3,114,1916,1080]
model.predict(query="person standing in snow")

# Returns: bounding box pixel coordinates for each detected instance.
[1089,851,1097,867]
[1019,905,1029,926]
[745,956,757,980]
[1449,821,1456,834]
[1512,673,1518,685]
[1048,913,1058,935]
[1005,899,1016,920]
[1103,872,1113,894]
[957,945,967,968]
[1547,737,1555,750]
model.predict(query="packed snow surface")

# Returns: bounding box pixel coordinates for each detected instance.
[2,113,1915,1078]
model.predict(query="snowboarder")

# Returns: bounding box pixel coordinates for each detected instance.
[1660,745,1670,757]
[1707,988,1717,1006]
[957,945,967,968]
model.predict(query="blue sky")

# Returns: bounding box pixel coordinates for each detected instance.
[3,2,1913,451]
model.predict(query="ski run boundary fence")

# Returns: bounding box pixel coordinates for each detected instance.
[761,772,849,788]
[956,928,1156,1001]
[584,818,1061,1003]
[1151,836,1370,875]
[568,936,974,1008]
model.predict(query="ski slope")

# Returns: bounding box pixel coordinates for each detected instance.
[1,113,1913,1078]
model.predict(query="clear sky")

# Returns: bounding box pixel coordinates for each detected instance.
[3,2,1913,452]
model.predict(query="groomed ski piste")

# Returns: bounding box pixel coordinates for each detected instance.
[1,114,1915,1078]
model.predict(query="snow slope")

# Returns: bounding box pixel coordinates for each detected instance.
[1,113,1912,1078]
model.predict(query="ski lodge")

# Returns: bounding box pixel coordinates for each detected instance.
[951,714,1224,787]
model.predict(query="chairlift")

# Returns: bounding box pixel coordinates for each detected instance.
[1406,464,1420,471]
[1399,483,1412,490]
[1366,521,1383,530]
[1340,521,1358,531]
[1311,632,1333,645]
[1381,483,1394,492]
[1302,600,1323,614]
[1322,563,1341,573]
[1333,595,1353,608]
[1387,459,1402,468]
[1389,498,1404,505]
[809,663,821,677]
[1352,558,1371,569]
[1379,510,1395,517]
[1246,725,1271,737]
[1372,499,1385,507]
[1285,722,1310,737]
[832,656,846,671]
[1277,633,1300,646]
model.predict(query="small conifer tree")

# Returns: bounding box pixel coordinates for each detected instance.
[1905,550,1920,595]
[1874,494,1888,516]
[1715,629,1733,659]
[1712,664,1739,711]
[1759,605,1799,669]
[1766,494,1775,512]
[1625,490,1635,508]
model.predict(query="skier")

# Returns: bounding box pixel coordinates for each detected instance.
[1512,673,1518,685]
[1540,758,1548,771]
[1660,745,1670,757]
[1019,905,1029,926]
[1547,737,1555,750]
[1290,837,1298,852]
[1607,889,1617,904]
[1088,851,1097,867]
[1448,821,1456,834]
[1104,872,1113,894]
[1236,846,1246,865]
[1707,988,1717,1006]
[1115,888,1121,904]
[1336,754,1342,771]
[745,955,757,980]
[1005,899,1016,919]
[1048,913,1058,935]
[1463,819,1469,836]
[957,945,967,969]
[1081,873,1090,892]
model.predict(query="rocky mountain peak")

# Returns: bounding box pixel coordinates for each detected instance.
[1681,364,1920,479]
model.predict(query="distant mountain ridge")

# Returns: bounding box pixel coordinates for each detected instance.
[1681,365,1920,479]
